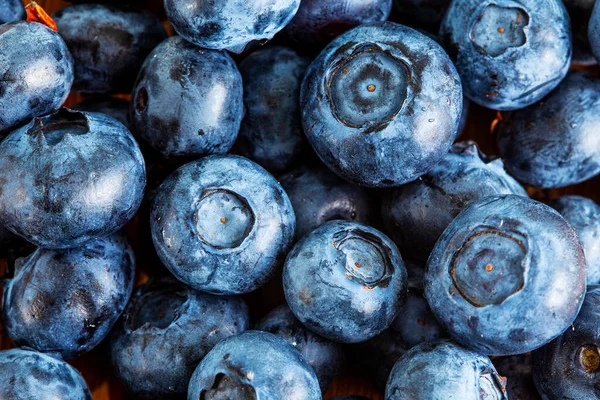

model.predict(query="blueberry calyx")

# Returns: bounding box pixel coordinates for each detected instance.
[470,3,530,57]
[26,108,89,146]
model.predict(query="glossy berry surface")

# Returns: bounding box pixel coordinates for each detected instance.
[493,354,540,400]
[73,97,131,130]
[497,71,600,189]
[533,285,600,399]
[132,36,243,159]
[385,340,507,399]
[236,46,310,172]
[284,0,392,48]
[283,220,407,343]
[551,195,600,286]
[0,347,91,399]
[0,20,74,137]
[301,22,463,187]
[565,0,596,65]
[0,109,145,249]
[164,0,301,53]
[53,4,166,94]
[441,0,572,110]
[0,0,24,24]
[256,304,345,392]
[187,331,321,399]
[280,164,372,239]
[151,155,295,294]
[382,141,526,262]
[3,232,135,360]
[111,278,249,399]
[425,195,586,355]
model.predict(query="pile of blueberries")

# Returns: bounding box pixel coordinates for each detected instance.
[2,0,600,398]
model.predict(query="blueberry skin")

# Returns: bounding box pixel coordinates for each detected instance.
[53,5,166,94]
[425,195,586,356]
[493,354,541,400]
[441,0,572,110]
[73,97,131,130]
[132,36,243,159]
[0,21,74,137]
[0,108,146,249]
[550,196,600,286]
[533,285,600,400]
[151,155,295,294]
[111,278,249,399]
[385,340,507,399]
[284,0,392,48]
[565,0,596,65]
[164,0,301,53]
[2,232,134,360]
[497,71,600,189]
[382,141,527,262]
[187,331,321,399]
[236,46,310,173]
[301,22,463,188]
[279,164,372,239]
[283,220,408,343]
[0,0,24,24]
[256,304,345,392]
[0,348,91,400]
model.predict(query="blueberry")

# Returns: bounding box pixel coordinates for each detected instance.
[550,196,600,286]
[0,21,74,137]
[235,46,310,172]
[565,0,596,65]
[0,347,91,399]
[151,155,295,294]
[493,354,540,400]
[497,71,600,189]
[111,278,249,399]
[385,340,507,399]
[425,195,586,355]
[382,141,527,262]
[301,22,463,187]
[533,285,600,399]
[52,4,166,94]
[72,96,131,130]
[279,164,372,239]
[2,232,134,359]
[0,108,146,249]
[187,331,321,399]
[256,304,345,392]
[394,0,450,31]
[283,220,407,343]
[132,36,243,159]
[284,0,392,48]
[441,0,572,110]
[0,0,24,24]
[164,0,301,53]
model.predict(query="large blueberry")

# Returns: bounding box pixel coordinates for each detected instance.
[0,108,146,248]
[0,0,24,24]
[382,141,526,262]
[425,195,586,355]
[0,348,91,399]
[493,354,540,400]
[111,278,249,399]
[385,340,507,399]
[73,96,131,130]
[0,21,74,137]
[236,46,310,173]
[256,304,345,392]
[550,195,600,286]
[53,5,166,94]
[132,36,243,159]
[533,285,600,399]
[151,155,295,294]
[280,164,372,239]
[283,220,407,343]
[164,0,301,53]
[565,0,596,65]
[441,0,572,110]
[187,331,321,399]
[284,0,392,48]
[2,232,134,359]
[497,71,600,189]
[301,22,463,187]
